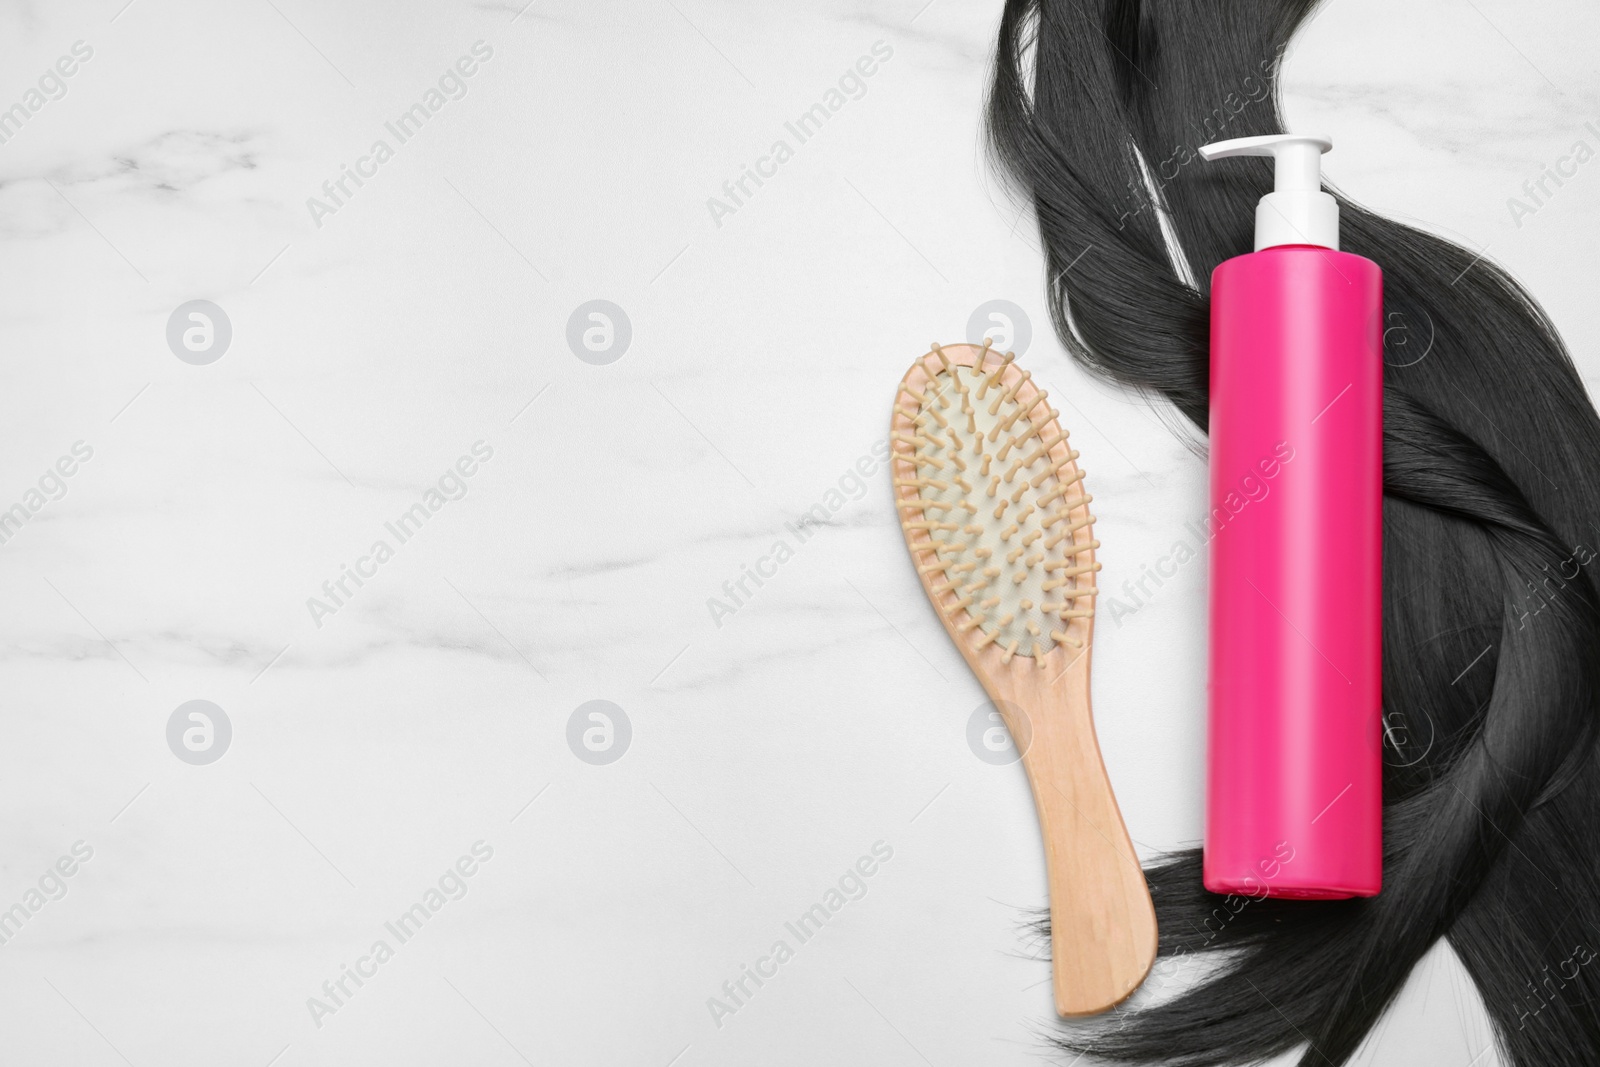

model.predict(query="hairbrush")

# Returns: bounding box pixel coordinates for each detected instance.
[891,340,1156,1016]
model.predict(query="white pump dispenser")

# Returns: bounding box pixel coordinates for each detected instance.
[1198,134,1338,251]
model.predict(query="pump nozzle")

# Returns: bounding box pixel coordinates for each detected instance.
[1199,134,1339,251]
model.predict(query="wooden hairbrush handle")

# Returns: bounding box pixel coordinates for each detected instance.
[990,648,1157,1016]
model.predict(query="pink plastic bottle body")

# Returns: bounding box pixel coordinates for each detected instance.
[1204,245,1383,899]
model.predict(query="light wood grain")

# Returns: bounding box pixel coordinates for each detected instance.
[892,342,1157,1016]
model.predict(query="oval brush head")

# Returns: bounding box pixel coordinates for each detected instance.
[892,340,1156,1017]
[893,340,1100,663]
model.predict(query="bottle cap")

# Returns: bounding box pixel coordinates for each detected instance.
[1198,134,1339,251]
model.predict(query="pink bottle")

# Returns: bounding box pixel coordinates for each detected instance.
[1197,134,1383,899]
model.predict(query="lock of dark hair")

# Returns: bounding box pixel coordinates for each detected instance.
[986,2,1600,1065]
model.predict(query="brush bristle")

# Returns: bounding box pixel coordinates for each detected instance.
[895,343,1099,662]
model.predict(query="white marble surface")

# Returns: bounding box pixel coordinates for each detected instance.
[0,0,1596,1064]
